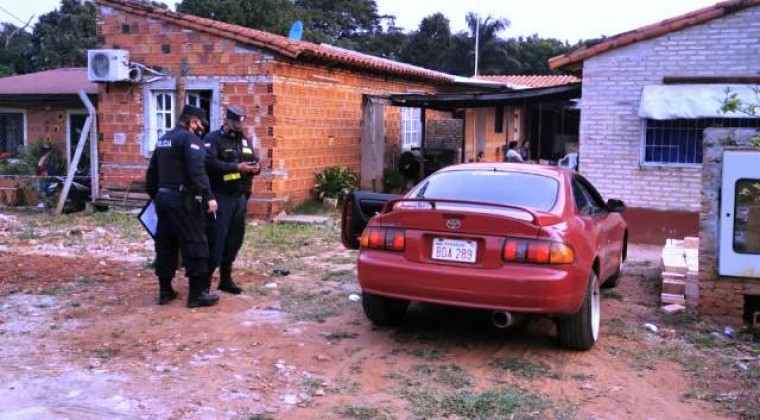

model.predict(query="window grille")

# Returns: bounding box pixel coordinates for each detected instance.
[0,113,24,157]
[643,118,760,165]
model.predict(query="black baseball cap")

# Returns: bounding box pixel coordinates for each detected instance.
[181,105,209,126]
[225,105,247,131]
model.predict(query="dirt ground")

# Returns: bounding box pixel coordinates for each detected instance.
[0,209,758,419]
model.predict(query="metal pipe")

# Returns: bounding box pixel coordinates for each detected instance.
[492,311,513,328]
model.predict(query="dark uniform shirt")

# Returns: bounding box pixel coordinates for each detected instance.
[204,129,258,197]
[146,125,214,202]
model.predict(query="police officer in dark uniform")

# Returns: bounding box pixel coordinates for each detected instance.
[204,105,260,294]
[145,105,220,308]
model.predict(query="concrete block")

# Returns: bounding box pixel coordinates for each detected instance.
[663,279,686,295]
[661,304,686,314]
[661,293,686,305]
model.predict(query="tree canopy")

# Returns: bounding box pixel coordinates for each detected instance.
[0,0,580,78]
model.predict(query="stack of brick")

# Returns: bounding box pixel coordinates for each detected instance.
[661,237,699,308]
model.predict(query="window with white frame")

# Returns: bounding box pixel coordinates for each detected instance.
[401,107,422,150]
[643,118,760,165]
[0,111,25,158]
[147,91,176,153]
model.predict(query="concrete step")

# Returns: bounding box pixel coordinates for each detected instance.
[662,279,686,295]
[661,292,686,305]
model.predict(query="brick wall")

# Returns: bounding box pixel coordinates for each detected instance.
[699,128,760,319]
[96,5,446,217]
[426,119,463,150]
[579,7,760,214]
[24,105,84,159]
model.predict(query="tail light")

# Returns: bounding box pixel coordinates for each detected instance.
[360,227,405,251]
[502,237,574,264]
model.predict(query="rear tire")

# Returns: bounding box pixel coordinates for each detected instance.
[362,291,409,326]
[602,247,624,289]
[557,271,600,350]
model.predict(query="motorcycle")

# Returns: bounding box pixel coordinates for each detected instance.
[41,168,91,213]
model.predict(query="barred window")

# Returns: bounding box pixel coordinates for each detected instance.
[643,118,760,165]
[0,112,24,158]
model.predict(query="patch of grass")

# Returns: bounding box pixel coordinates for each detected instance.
[291,199,335,215]
[326,255,356,265]
[95,347,119,360]
[605,317,638,339]
[91,211,144,240]
[324,331,359,342]
[490,357,560,380]
[402,386,563,420]
[321,269,355,283]
[409,347,448,361]
[302,376,324,391]
[570,373,595,382]
[243,223,338,259]
[412,364,472,388]
[246,284,271,296]
[334,404,395,419]
[17,225,40,240]
[279,284,348,322]
[602,289,623,301]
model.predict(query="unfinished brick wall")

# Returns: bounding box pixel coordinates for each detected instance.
[24,105,83,158]
[699,128,760,319]
[96,4,447,218]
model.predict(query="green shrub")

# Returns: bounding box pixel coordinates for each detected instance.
[313,166,357,202]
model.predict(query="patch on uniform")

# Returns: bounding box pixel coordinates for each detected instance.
[190,143,201,150]
[242,139,248,147]
[243,147,253,154]
[204,143,211,148]
[223,172,242,181]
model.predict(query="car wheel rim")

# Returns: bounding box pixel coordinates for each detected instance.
[591,275,600,340]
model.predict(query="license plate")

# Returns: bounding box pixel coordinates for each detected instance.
[432,238,477,263]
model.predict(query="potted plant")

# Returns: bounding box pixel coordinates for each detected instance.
[313,166,358,207]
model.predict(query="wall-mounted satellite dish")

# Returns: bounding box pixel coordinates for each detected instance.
[288,20,303,40]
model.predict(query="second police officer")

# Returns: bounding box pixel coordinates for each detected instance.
[204,105,261,294]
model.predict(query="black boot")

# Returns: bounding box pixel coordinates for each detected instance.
[187,276,219,308]
[158,276,178,305]
[218,266,242,295]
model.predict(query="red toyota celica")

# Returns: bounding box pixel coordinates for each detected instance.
[341,163,628,350]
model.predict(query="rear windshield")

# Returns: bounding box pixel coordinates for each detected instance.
[406,170,559,211]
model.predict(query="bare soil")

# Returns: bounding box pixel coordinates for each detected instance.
[0,209,757,419]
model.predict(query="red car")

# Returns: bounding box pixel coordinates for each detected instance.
[341,163,627,350]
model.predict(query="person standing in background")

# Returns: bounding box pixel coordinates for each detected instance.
[204,106,261,295]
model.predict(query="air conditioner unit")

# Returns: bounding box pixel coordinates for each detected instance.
[87,49,130,82]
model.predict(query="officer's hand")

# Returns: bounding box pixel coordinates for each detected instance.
[237,162,256,173]
[207,199,218,213]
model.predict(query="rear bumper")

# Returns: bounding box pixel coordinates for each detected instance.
[358,251,588,315]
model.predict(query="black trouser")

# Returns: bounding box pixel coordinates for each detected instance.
[154,189,209,278]
[206,193,247,273]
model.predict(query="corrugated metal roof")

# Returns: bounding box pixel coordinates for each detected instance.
[549,0,760,71]
[96,0,457,84]
[477,75,581,89]
[0,68,97,95]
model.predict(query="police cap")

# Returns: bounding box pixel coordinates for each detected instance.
[180,105,209,126]
[225,105,247,131]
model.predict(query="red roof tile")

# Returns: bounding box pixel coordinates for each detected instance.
[477,75,580,88]
[549,0,760,71]
[0,68,97,95]
[95,0,454,84]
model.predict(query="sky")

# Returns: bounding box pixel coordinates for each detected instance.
[0,0,721,42]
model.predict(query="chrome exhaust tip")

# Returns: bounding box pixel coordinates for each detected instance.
[492,311,513,328]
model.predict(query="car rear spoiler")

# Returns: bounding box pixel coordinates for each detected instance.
[382,198,541,226]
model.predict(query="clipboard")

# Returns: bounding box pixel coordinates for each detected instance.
[138,199,157,239]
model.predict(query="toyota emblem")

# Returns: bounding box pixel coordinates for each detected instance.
[446,219,462,230]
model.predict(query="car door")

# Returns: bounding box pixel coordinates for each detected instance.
[571,176,618,279]
[341,191,401,249]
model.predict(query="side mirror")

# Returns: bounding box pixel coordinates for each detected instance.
[606,198,625,213]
